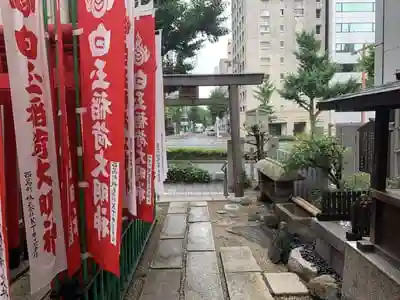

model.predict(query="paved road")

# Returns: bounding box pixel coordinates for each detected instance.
[167,134,229,150]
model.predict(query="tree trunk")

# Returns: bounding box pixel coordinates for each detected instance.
[309,99,316,137]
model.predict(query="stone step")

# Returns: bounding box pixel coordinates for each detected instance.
[140,270,181,300]
[167,202,188,214]
[151,239,184,269]
[220,246,262,273]
[188,206,210,223]
[185,252,224,300]
[263,272,309,299]
[225,273,274,300]
[187,222,215,251]
[160,214,187,239]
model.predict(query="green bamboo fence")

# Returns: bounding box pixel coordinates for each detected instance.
[44,1,156,299]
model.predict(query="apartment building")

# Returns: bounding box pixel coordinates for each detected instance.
[328,0,376,123]
[231,0,332,136]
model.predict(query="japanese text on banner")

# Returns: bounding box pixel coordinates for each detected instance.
[0,0,67,293]
[134,15,156,223]
[79,0,125,275]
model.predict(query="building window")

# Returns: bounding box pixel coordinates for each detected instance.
[260,24,270,33]
[294,8,304,17]
[280,73,285,80]
[280,57,284,63]
[280,25,285,32]
[336,43,364,53]
[280,40,285,48]
[339,63,357,72]
[336,23,375,32]
[280,9,284,16]
[336,2,375,12]
[261,57,271,63]
[316,25,321,34]
[260,41,271,49]
[316,9,321,18]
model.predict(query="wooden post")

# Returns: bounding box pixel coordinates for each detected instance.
[370,108,390,244]
[229,85,244,197]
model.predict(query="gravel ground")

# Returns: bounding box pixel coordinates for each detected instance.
[208,200,288,274]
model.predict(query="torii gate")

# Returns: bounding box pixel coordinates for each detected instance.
[163,73,264,198]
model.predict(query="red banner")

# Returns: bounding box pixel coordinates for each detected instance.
[134,15,156,223]
[55,0,81,277]
[78,0,126,275]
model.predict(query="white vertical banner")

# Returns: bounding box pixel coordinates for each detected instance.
[155,32,166,194]
[124,0,137,216]
[0,200,10,300]
[0,0,67,294]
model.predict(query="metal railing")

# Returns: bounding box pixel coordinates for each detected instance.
[53,219,154,300]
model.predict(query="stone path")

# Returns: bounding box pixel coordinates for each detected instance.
[159,184,225,203]
[139,201,311,300]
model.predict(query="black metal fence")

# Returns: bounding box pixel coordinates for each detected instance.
[317,190,370,221]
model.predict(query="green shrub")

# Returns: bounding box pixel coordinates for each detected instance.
[166,165,212,183]
[167,147,227,161]
[343,172,371,190]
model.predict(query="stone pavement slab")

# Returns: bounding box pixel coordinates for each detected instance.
[264,272,309,296]
[190,201,208,207]
[185,272,224,300]
[186,252,219,275]
[160,214,187,239]
[187,222,215,251]
[188,206,210,223]
[220,246,261,273]
[168,202,188,214]
[225,273,274,300]
[151,239,184,269]
[140,270,181,300]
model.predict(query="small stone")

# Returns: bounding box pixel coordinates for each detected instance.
[228,195,251,206]
[287,247,318,282]
[307,275,340,299]
[224,204,240,211]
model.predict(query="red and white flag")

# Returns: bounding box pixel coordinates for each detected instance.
[78,0,126,275]
[55,0,81,277]
[134,3,156,223]
[0,0,67,293]
[0,114,10,299]
[124,0,137,217]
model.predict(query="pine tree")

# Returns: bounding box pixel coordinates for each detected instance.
[253,77,275,120]
[279,31,361,136]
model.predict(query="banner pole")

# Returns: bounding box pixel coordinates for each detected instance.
[70,0,90,298]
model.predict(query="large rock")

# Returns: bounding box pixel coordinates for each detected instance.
[261,212,279,229]
[268,222,292,264]
[307,275,340,299]
[287,247,318,282]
